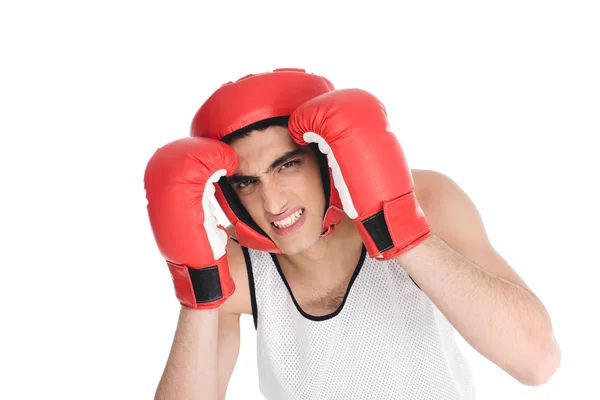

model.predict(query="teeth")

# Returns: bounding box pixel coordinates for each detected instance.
[273,209,303,229]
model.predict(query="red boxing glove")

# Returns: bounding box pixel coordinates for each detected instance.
[288,89,431,260]
[144,137,237,309]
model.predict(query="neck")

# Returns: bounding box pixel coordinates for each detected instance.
[276,217,364,280]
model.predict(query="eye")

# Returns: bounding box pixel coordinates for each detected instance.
[236,178,256,189]
[281,160,300,169]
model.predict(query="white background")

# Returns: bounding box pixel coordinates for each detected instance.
[1,1,598,399]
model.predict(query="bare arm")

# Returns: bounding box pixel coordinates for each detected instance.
[154,233,250,400]
[155,307,220,400]
[216,228,253,399]
[217,310,241,400]
[397,235,559,385]
[402,170,561,385]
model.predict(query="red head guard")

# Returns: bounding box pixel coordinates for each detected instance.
[190,68,346,253]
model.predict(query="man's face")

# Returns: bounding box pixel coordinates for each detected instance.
[228,126,326,255]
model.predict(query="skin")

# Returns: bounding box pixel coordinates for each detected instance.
[227,125,328,257]
[225,126,369,316]
[158,125,561,399]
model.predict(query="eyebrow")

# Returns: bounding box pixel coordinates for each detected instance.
[227,148,308,185]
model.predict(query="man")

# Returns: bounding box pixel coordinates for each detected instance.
[144,69,560,399]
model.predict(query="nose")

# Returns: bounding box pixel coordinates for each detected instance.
[259,179,289,216]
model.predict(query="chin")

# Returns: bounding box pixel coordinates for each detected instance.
[278,240,317,256]
[271,228,322,256]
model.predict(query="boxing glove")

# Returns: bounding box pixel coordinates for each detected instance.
[144,137,237,309]
[288,89,431,260]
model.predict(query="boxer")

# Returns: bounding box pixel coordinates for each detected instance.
[144,69,561,399]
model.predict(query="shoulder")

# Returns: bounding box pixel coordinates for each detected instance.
[411,168,459,210]
[411,168,459,203]
[411,168,486,242]
[219,224,253,316]
[409,170,533,292]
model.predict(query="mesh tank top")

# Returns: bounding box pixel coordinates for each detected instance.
[243,245,476,400]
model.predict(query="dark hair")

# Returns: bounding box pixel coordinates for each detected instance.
[221,116,290,145]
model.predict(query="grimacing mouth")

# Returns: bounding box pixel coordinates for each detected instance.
[270,208,305,229]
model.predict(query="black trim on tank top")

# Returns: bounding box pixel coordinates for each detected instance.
[392,260,421,290]
[409,275,420,290]
[270,245,367,322]
[242,247,258,330]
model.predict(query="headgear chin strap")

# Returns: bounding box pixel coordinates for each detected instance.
[190,68,346,253]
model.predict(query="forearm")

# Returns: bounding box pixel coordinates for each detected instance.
[397,235,560,385]
[155,307,219,400]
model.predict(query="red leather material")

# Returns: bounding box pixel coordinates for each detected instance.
[167,260,195,308]
[234,221,280,253]
[288,88,432,259]
[381,193,431,259]
[167,256,235,310]
[321,203,346,238]
[167,255,235,310]
[144,137,238,309]
[191,68,335,139]
[190,69,347,252]
[354,194,431,260]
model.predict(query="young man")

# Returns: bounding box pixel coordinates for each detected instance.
[144,69,561,399]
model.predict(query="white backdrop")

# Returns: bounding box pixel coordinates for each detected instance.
[1,1,598,399]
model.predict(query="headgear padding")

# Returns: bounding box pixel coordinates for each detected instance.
[191,68,345,253]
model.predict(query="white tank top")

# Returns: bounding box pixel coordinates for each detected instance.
[244,245,476,400]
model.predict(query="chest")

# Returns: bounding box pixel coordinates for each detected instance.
[288,273,353,317]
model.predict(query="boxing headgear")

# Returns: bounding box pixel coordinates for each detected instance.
[190,68,346,253]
